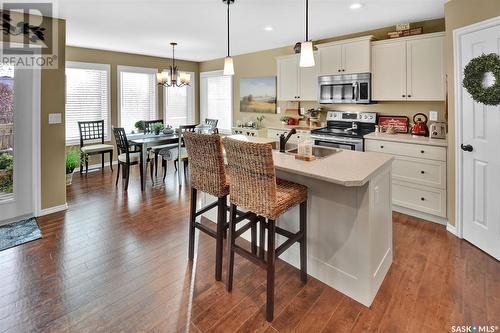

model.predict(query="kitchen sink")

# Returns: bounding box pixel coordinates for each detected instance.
[270,142,297,151]
[286,146,340,159]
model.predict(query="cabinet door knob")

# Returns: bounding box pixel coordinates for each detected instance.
[408,95,412,98]
[421,150,425,154]
[380,145,384,149]
[421,197,425,201]
[420,170,425,174]
[338,69,341,72]
[402,94,406,97]
[342,69,345,72]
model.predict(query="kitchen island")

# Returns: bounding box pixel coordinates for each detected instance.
[200,135,394,307]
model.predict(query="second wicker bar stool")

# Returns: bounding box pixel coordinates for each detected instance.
[183,132,257,281]
[223,137,308,322]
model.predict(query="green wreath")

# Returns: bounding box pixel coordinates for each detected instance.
[462,53,500,106]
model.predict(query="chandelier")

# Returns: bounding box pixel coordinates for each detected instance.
[157,42,191,87]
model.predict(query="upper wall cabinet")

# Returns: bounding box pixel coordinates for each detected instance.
[372,32,445,101]
[277,53,319,101]
[317,36,373,76]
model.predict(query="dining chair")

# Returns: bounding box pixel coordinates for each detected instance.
[205,118,219,134]
[113,127,153,191]
[78,120,114,174]
[142,119,177,177]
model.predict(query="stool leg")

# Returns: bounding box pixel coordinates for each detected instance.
[259,217,265,260]
[188,188,197,261]
[155,152,159,177]
[300,200,308,283]
[215,196,227,281]
[101,152,104,171]
[266,219,276,322]
[226,203,237,292]
[251,217,257,255]
[115,163,120,186]
[109,151,113,171]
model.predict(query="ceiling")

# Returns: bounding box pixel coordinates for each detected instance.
[59,0,446,62]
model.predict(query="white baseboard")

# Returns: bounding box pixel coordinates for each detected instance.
[392,205,448,225]
[74,161,118,173]
[38,203,68,216]
[446,223,460,237]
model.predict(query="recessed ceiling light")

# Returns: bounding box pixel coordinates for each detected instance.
[350,3,363,10]
[264,26,274,31]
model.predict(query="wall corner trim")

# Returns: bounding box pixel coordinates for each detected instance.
[446,223,459,237]
[38,203,68,217]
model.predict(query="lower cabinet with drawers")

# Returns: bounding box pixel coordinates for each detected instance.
[365,134,447,224]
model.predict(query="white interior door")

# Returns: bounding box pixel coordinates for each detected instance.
[458,20,500,260]
[0,63,35,224]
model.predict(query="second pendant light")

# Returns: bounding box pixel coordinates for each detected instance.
[223,0,235,76]
[300,0,315,68]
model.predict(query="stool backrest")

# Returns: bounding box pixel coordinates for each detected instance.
[143,119,164,134]
[223,137,277,217]
[184,132,228,197]
[78,120,105,147]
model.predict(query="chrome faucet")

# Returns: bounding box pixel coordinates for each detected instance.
[279,128,297,152]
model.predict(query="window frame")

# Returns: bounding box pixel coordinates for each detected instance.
[200,70,233,134]
[65,61,111,146]
[117,65,158,133]
[163,71,196,128]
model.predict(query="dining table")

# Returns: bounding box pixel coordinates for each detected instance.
[128,132,180,190]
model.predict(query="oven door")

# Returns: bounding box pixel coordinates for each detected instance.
[312,136,364,151]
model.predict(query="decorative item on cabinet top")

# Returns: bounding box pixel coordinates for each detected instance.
[240,77,277,114]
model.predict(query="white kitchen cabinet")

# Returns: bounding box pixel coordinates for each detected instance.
[372,32,445,101]
[276,53,318,101]
[317,36,373,76]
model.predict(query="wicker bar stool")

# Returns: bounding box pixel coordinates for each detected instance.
[183,132,257,281]
[223,137,308,322]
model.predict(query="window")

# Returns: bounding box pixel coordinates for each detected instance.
[164,72,195,128]
[117,66,157,133]
[200,71,232,134]
[65,62,110,145]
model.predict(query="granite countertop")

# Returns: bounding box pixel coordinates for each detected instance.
[228,135,393,187]
[364,132,448,147]
[266,124,323,131]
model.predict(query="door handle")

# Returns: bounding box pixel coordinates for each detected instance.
[461,144,473,152]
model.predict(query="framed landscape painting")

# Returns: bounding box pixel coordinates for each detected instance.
[240,76,277,113]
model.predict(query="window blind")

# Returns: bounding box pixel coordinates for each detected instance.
[118,68,157,133]
[200,71,232,133]
[65,63,110,144]
[164,86,188,128]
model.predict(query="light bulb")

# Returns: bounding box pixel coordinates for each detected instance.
[299,41,315,67]
[224,56,235,76]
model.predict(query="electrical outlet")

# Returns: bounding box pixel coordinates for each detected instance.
[48,113,62,124]
[429,111,438,121]
[300,107,305,115]
[277,107,281,114]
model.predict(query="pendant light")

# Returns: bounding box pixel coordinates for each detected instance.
[299,0,315,67]
[157,42,191,87]
[223,0,235,76]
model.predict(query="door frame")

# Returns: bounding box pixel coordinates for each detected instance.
[0,46,42,223]
[453,16,500,239]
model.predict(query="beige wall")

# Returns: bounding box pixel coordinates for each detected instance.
[66,47,200,165]
[41,18,67,210]
[200,19,446,129]
[444,0,500,226]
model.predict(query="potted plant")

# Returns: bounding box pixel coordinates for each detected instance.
[0,153,13,193]
[256,115,265,129]
[134,120,145,133]
[65,148,79,186]
[152,122,164,135]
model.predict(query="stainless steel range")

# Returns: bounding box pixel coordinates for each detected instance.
[310,111,378,151]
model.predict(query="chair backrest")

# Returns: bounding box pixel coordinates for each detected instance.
[78,120,105,147]
[205,118,219,133]
[223,137,277,217]
[113,127,130,156]
[178,124,198,148]
[184,132,228,197]
[143,120,164,134]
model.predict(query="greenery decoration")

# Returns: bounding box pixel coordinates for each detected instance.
[152,122,165,134]
[462,53,500,106]
[65,149,79,174]
[135,120,145,131]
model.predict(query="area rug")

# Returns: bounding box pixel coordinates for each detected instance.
[0,217,42,251]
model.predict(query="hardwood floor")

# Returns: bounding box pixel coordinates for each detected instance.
[0,166,498,333]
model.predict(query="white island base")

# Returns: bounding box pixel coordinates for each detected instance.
[200,140,393,307]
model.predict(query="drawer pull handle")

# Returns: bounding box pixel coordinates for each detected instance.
[420,171,425,174]
[421,197,425,201]
[380,145,384,149]
[420,150,425,154]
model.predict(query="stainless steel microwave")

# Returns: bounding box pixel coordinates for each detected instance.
[318,73,371,104]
